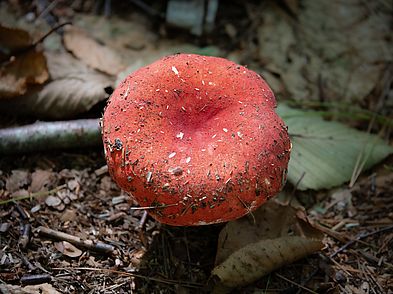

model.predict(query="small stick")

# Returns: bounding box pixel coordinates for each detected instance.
[129,203,178,210]
[330,224,393,258]
[37,226,115,255]
[18,223,31,249]
[20,274,52,285]
[137,210,148,231]
[14,202,30,220]
[19,253,36,271]
[275,273,317,294]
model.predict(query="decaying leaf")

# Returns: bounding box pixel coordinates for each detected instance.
[0,283,60,294]
[30,169,54,193]
[277,104,393,190]
[54,241,83,258]
[64,26,125,76]
[1,52,112,119]
[0,25,32,54]
[257,1,391,103]
[0,24,49,98]
[5,170,31,193]
[211,200,323,291]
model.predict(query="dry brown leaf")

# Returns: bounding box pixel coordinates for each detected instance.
[0,24,32,53]
[212,200,324,291]
[257,1,391,103]
[5,170,31,193]
[23,283,61,294]
[30,169,54,193]
[0,52,112,118]
[63,26,125,76]
[0,24,49,98]
[54,241,83,258]
[0,283,61,294]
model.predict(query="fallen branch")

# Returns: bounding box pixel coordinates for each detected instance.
[0,119,101,155]
[37,226,115,255]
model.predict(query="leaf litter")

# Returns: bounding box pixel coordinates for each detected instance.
[0,24,49,98]
[0,0,392,293]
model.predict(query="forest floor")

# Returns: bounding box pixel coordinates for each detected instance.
[0,1,392,293]
[1,150,392,293]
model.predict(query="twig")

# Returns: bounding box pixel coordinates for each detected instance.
[136,210,148,231]
[312,222,348,243]
[20,274,52,285]
[14,202,30,220]
[236,195,256,224]
[32,22,72,47]
[18,223,31,249]
[275,273,317,294]
[129,203,178,210]
[0,185,66,205]
[52,267,204,288]
[37,226,115,255]
[330,224,393,258]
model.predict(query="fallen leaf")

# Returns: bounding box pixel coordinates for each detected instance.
[30,169,53,193]
[0,52,112,119]
[0,24,49,98]
[64,26,125,76]
[6,170,30,193]
[54,241,82,258]
[212,200,323,291]
[0,283,60,294]
[24,283,61,294]
[277,104,393,190]
[257,1,391,103]
[60,209,77,222]
[0,25,32,53]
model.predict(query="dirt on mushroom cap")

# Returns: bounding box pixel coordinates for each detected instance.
[102,53,291,226]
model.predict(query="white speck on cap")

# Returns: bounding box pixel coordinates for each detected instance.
[171,66,179,75]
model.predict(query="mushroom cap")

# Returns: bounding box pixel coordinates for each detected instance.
[102,54,291,226]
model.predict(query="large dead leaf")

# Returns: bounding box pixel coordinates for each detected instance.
[257,1,391,103]
[0,24,49,98]
[1,52,112,119]
[63,26,125,76]
[212,200,323,291]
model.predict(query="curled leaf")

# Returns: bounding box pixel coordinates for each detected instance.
[212,200,323,291]
[63,26,125,76]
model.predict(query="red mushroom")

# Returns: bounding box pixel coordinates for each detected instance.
[102,54,291,226]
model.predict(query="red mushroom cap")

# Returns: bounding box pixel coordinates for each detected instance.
[102,54,291,226]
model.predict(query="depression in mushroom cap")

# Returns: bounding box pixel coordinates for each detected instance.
[102,54,291,226]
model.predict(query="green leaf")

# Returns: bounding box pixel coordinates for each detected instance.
[276,104,393,190]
